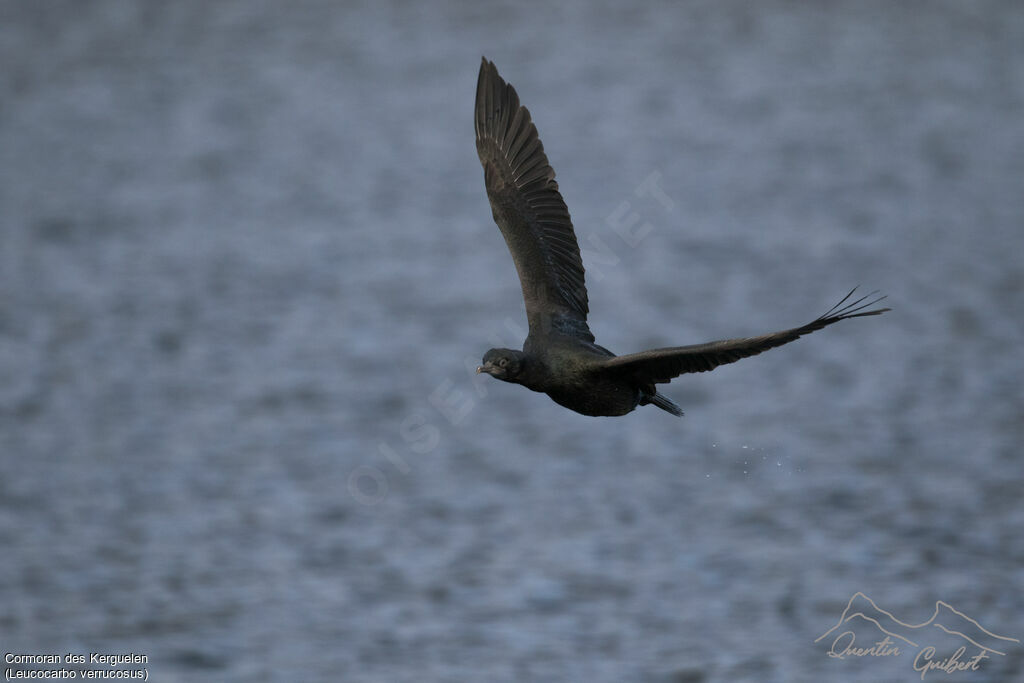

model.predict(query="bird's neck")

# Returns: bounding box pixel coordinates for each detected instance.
[514,356,549,393]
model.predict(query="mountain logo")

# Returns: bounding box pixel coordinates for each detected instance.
[816,592,1019,678]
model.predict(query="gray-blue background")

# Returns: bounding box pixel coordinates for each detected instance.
[2,1,1022,681]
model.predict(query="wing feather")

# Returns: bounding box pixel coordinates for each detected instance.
[602,289,890,384]
[475,57,592,341]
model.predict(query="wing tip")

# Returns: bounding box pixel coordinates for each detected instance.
[477,56,502,92]
[476,57,509,142]
[820,287,892,322]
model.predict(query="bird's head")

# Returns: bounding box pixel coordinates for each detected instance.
[476,348,525,382]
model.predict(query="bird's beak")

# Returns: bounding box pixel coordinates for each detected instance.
[476,366,484,373]
[477,362,497,375]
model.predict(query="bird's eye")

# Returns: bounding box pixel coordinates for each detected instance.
[499,358,507,367]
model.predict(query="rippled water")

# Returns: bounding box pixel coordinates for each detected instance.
[2,1,1022,681]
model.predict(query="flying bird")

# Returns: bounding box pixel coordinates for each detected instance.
[473,58,889,417]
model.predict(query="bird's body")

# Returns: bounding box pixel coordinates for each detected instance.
[518,337,641,417]
[473,58,888,417]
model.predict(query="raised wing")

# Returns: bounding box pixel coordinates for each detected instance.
[475,58,592,341]
[602,289,890,383]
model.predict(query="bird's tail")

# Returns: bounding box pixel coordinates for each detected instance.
[646,392,683,417]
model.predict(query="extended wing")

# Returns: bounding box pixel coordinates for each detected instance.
[475,58,592,341]
[602,289,890,384]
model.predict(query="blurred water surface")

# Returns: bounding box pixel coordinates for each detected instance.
[1,1,1022,681]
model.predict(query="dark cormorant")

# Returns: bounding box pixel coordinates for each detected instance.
[474,58,889,417]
